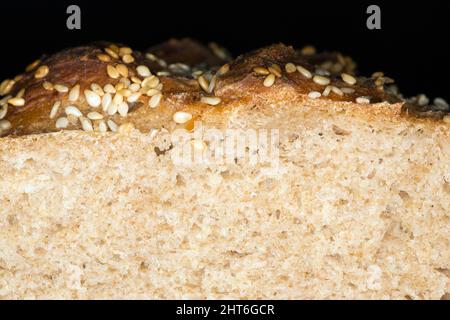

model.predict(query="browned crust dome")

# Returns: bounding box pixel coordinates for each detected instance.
[0,38,448,137]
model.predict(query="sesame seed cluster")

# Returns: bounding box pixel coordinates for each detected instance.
[0,39,448,136]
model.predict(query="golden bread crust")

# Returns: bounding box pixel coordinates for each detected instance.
[0,39,448,137]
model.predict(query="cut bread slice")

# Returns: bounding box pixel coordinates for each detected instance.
[0,100,448,299]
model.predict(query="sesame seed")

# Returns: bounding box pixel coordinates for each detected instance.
[169,63,191,72]
[97,120,107,133]
[208,76,217,93]
[301,45,316,55]
[434,97,449,110]
[169,63,188,72]
[54,84,69,93]
[118,88,132,97]
[340,87,355,94]
[296,65,312,79]
[0,95,11,107]
[34,65,49,79]
[16,89,25,98]
[158,59,167,68]
[383,76,395,84]
[371,71,384,78]
[87,111,103,120]
[285,63,297,74]
[119,77,131,86]
[84,90,101,107]
[375,78,384,87]
[217,63,230,75]
[145,89,161,97]
[103,84,116,94]
[356,96,370,104]
[443,115,450,124]
[127,92,141,103]
[313,75,330,86]
[268,64,282,77]
[107,102,118,116]
[149,93,162,108]
[49,101,61,119]
[192,70,203,79]
[119,47,133,56]
[110,44,120,53]
[0,119,11,130]
[141,76,159,89]
[253,67,270,75]
[97,53,111,62]
[80,117,93,132]
[8,97,25,107]
[118,102,129,117]
[315,68,330,77]
[25,59,40,72]
[129,83,141,92]
[173,111,192,124]
[322,61,336,71]
[209,42,229,60]
[308,91,321,99]
[109,44,120,53]
[105,47,119,59]
[157,71,171,77]
[102,93,112,111]
[341,73,357,85]
[131,76,142,84]
[263,74,276,87]
[155,83,163,91]
[115,82,125,91]
[0,104,8,120]
[90,83,104,96]
[322,86,332,97]
[107,65,120,79]
[330,62,344,74]
[200,96,221,106]
[122,54,134,64]
[145,53,157,61]
[337,53,346,65]
[107,119,118,132]
[68,84,80,102]
[416,94,429,106]
[43,81,54,91]
[331,86,344,96]
[198,75,209,92]
[137,65,151,78]
[65,105,82,117]
[191,70,205,79]
[55,117,69,129]
[0,79,15,95]
[116,64,129,78]
[113,93,124,105]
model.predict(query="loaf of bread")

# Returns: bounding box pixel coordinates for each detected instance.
[0,39,448,299]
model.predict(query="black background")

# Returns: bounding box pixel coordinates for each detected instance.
[0,1,448,100]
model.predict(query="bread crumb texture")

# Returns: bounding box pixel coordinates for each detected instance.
[0,103,448,299]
